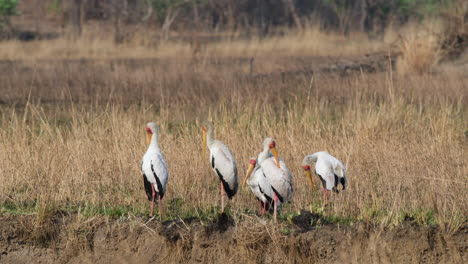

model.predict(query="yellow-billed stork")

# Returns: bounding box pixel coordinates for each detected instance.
[142,122,169,216]
[202,121,238,212]
[243,157,274,215]
[257,138,293,221]
[302,151,347,205]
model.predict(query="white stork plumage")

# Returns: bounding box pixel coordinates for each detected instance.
[257,138,293,221]
[141,122,169,216]
[302,151,347,205]
[242,157,274,215]
[202,121,238,212]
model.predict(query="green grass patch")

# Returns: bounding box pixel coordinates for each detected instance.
[399,209,438,226]
[323,213,355,225]
[77,204,146,218]
[0,200,452,230]
[0,200,38,214]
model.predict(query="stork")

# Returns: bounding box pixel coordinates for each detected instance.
[202,121,238,212]
[141,122,169,216]
[243,157,273,215]
[257,138,293,221]
[302,151,347,205]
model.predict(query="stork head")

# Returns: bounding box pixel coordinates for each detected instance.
[301,158,316,191]
[263,137,280,168]
[146,122,158,144]
[201,120,213,132]
[242,157,257,188]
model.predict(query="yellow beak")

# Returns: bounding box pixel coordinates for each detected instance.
[305,170,316,191]
[147,134,152,145]
[270,147,280,168]
[243,164,255,188]
[202,130,207,155]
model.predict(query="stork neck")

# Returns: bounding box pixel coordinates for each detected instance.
[149,134,160,150]
[258,146,271,164]
[305,153,319,164]
[248,166,258,184]
[206,126,215,148]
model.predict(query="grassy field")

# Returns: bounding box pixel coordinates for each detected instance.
[0,28,467,233]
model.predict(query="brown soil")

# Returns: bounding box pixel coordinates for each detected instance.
[0,213,466,264]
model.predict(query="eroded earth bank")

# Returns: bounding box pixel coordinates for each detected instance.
[0,212,466,264]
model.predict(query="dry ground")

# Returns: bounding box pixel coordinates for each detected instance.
[0,213,466,263]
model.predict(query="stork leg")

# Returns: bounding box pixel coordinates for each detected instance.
[322,188,328,208]
[158,193,163,217]
[273,192,278,222]
[150,184,156,216]
[258,200,263,215]
[220,182,225,213]
[263,201,267,215]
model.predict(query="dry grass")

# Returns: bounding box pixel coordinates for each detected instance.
[0,27,385,61]
[0,32,467,232]
[395,14,468,75]
[396,21,446,75]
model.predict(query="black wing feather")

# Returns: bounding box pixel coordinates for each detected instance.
[332,174,339,193]
[151,162,165,199]
[258,185,273,211]
[215,168,236,199]
[211,156,237,199]
[271,186,284,203]
[340,177,346,190]
[142,174,153,201]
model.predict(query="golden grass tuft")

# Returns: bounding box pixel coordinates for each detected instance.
[396,20,448,75]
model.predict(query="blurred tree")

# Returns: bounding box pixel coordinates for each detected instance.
[0,0,19,31]
[284,0,303,31]
[149,0,190,39]
[16,0,461,40]
[68,0,83,38]
[102,0,153,43]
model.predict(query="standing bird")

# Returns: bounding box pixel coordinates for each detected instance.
[243,157,273,215]
[257,138,293,221]
[301,151,347,205]
[141,122,169,216]
[202,121,238,212]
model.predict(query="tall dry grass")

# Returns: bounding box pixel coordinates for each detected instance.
[395,16,468,75]
[0,27,384,61]
[0,34,467,232]
[395,21,445,75]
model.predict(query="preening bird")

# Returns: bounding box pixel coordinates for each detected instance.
[141,122,169,216]
[257,138,293,221]
[202,121,238,212]
[302,151,347,205]
[243,157,273,215]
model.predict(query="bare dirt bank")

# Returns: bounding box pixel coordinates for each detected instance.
[0,212,466,264]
